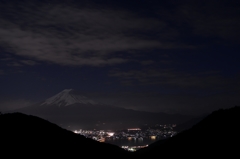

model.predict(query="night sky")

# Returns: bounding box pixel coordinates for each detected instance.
[0,0,240,115]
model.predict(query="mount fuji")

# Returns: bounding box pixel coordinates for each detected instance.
[13,89,194,130]
[41,89,97,106]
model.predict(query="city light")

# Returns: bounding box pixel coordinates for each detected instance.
[107,132,114,136]
[72,124,178,151]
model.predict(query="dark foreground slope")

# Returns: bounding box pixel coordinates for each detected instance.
[136,106,240,158]
[2,106,239,158]
[0,113,131,158]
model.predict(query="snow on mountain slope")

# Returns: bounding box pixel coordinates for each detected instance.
[41,89,97,106]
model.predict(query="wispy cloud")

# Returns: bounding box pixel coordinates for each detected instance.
[20,60,38,66]
[140,60,155,65]
[109,68,234,90]
[0,56,38,68]
[7,62,22,67]
[179,1,240,41]
[0,0,238,66]
[0,70,4,75]
[0,1,184,66]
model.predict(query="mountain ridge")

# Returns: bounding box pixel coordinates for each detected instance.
[11,89,194,130]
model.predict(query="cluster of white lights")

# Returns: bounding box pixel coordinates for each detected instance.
[73,130,81,134]
[107,132,114,136]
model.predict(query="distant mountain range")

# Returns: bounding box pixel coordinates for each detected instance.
[1,106,240,158]
[12,89,194,130]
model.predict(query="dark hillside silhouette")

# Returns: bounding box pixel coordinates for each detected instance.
[0,112,131,158]
[2,106,240,158]
[136,106,240,158]
[174,115,206,132]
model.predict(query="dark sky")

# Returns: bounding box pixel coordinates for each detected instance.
[0,0,240,115]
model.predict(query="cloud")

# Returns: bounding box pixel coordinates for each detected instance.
[0,1,185,67]
[175,1,240,41]
[109,68,235,91]
[7,62,22,67]
[0,70,4,75]
[20,60,38,66]
[1,1,238,69]
[82,90,240,115]
[140,60,155,65]
[0,56,38,68]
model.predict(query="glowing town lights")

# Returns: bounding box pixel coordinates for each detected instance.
[121,145,148,151]
[73,130,78,134]
[150,136,156,140]
[127,128,141,131]
[107,132,114,136]
[128,148,135,152]
[97,138,105,142]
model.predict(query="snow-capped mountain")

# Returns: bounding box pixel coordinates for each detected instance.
[13,89,194,130]
[41,89,97,106]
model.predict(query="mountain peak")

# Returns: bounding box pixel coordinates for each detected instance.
[41,89,97,106]
[62,89,73,92]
